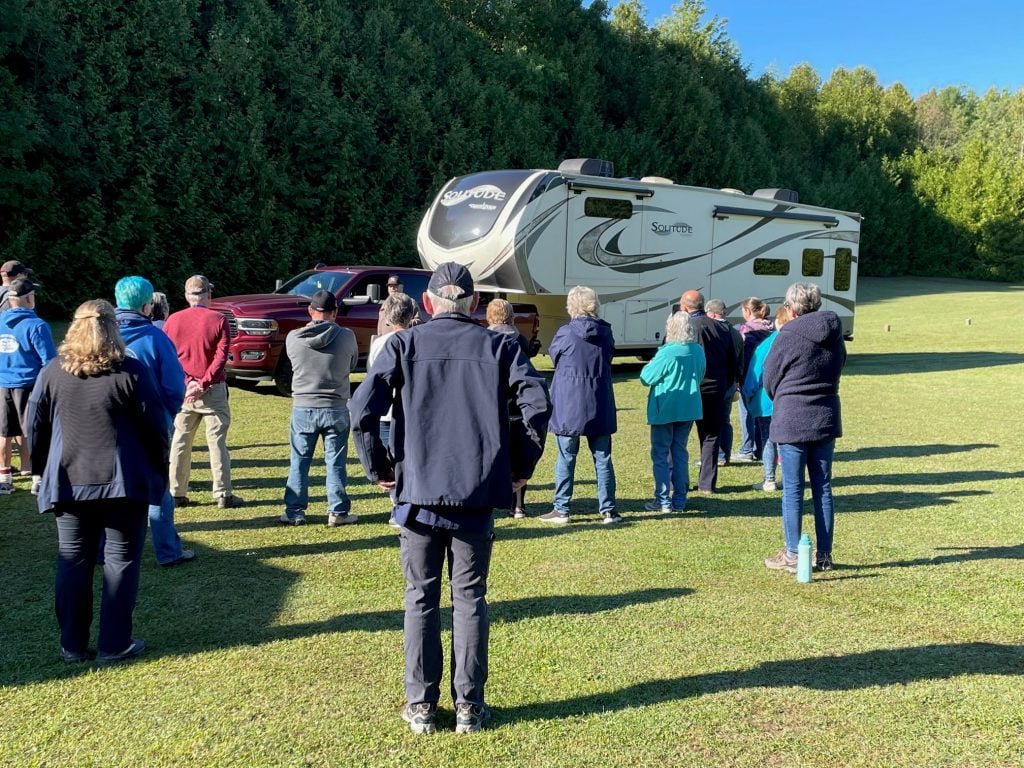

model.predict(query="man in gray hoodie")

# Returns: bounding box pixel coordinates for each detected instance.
[281,290,359,526]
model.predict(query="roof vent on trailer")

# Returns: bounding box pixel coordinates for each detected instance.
[558,158,615,178]
[640,176,674,185]
[720,187,744,195]
[753,188,799,204]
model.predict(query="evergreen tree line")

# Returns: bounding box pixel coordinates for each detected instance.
[2,0,1022,315]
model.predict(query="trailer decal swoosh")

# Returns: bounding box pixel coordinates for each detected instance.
[577,220,671,267]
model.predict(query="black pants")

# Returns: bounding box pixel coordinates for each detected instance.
[55,498,147,655]
[696,392,726,492]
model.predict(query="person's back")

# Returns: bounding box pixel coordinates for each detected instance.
[286,321,357,407]
[0,303,56,388]
[162,304,229,387]
[548,315,617,437]
[116,308,185,425]
[689,312,736,395]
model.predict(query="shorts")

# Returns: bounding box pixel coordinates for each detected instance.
[0,387,31,438]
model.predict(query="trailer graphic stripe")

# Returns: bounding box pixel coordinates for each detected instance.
[577,220,670,267]
[711,229,822,275]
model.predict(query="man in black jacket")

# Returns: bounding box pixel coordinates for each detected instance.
[349,262,550,735]
[681,290,739,493]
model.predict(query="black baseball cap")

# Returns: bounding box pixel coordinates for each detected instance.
[427,262,474,299]
[309,289,337,312]
[1,260,28,277]
[8,277,38,297]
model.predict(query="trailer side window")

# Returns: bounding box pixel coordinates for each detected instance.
[834,248,853,291]
[753,258,790,276]
[584,197,632,219]
[801,249,824,277]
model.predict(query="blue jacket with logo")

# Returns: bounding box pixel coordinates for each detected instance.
[349,312,551,509]
[0,308,57,388]
[115,309,185,429]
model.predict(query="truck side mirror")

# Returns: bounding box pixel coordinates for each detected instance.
[368,283,382,303]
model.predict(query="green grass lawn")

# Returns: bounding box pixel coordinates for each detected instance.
[2,277,1023,767]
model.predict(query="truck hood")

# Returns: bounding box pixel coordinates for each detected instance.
[211,294,312,318]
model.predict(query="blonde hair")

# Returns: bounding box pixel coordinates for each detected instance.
[59,299,126,377]
[566,286,599,318]
[486,298,514,327]
[775,304,792,328]
[741,297,770,319]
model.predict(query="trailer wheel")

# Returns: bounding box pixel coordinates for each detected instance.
[273,356,293,397]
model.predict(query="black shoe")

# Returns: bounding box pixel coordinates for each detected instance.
[455,702,491,734]
[160,549,196,568]
[173,496,190,507]
[217,494,245,509]
[61,646,96,663]
[97,638,146,664]
[401,702,437,735]
[815,552,835,571]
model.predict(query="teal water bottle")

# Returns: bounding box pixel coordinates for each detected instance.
[797,534,813,583]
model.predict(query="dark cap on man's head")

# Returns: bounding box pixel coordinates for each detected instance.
[427,262,474,299]
[8,277,38,298]
[1,260,28,277]
[309,289,337,313]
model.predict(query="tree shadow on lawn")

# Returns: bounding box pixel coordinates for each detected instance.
[868,543,1024,570]
[846,352,1024,375]
[833,443,997,462]
[500,642,1024,726]
[694,488,989,518]
[839,469,1024,486]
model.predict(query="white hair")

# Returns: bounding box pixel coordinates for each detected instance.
[785,282,822,316]
[566,286,599,318]
[428,285,474,315]
[665,311,696,343]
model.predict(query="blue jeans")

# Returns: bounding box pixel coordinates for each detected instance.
[553,434,616,514]
[284,406,351,517]
[753,416,777,482]
[400,516,494,706]
[778,439,836,554]
[148,490,185,565]
[650,422,692,509]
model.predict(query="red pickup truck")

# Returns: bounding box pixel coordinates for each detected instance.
[210,265,541,394]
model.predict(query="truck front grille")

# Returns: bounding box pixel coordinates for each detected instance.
[218,310,238,339]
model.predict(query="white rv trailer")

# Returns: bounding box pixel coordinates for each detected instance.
[417,158,860,355]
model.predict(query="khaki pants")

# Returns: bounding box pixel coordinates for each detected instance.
[169,381,232,498]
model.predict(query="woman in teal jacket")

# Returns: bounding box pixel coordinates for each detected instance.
[741,305,791,492]
[640,312,706,513]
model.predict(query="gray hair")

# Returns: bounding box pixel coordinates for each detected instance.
[785,282,822,316]
[705,299,726,317]
[566,286,599,318]
[381,292,417,328]
[427,285,475,315]
[665,311,696,343]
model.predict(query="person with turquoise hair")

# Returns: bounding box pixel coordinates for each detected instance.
[115,276,194,567]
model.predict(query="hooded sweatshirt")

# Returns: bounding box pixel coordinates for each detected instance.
[116,308,185,427]
[286,320,358,408]
[548,315,617,436]
[0,307,57,388]
[762,310,846,444]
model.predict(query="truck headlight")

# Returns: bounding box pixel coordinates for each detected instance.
[236,318,278,337]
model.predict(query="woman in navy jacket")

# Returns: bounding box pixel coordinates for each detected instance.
[540,286,619,524]
[761,283,847,573]
[28,299,169,663]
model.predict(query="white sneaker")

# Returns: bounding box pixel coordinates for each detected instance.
[327,512,358,527]
[643,500,671,513]
[279,512,306,526]
[31,475,42,495]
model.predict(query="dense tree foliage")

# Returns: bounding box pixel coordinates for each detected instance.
[1,0,1021,314]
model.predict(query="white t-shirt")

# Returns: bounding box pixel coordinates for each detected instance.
[367,331,396,422]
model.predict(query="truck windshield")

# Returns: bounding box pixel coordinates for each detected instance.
[428,170,535,248]
[276,271,350,297]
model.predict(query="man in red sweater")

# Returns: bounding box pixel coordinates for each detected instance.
[163,275,243,509]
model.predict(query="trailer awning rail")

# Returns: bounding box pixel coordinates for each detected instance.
[713,205,839,227]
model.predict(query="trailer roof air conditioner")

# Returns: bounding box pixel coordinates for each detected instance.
[753,188,799,204]
[558,158,615,178]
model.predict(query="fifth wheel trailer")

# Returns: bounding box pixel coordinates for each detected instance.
[417,158,860,355]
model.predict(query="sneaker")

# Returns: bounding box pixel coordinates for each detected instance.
[401,702,437,735]
[173,496,190,507]
[538,510,569,524]
[455,702,491,734]
[0,482,13,495]
[752,480,779,492]
[327,512,358,527]
[643,500,671,513]
[60,646,96,663]
[30,475,42,495]
[730,453,756,463]
[764,547,798,573]
[217,494,245,509]
[387,515,401,529]
[160,549,197,567]
[815,552,834,572]
[671,505,687,514]
[97,638,146,664]
[279,512,306,526]
[717,459,728,467]
[602,512,623,525]
[512,508,526,519]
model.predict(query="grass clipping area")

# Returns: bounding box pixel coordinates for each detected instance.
[2,277,1023,767]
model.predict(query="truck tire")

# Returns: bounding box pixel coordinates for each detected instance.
[273,356,293,397]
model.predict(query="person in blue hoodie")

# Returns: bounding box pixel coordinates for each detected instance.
[0,278,56,493]
[114,276,193,567]
[540,286,620,525]
[762,283,847,574]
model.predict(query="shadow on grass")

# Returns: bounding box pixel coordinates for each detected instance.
[834,443,997,461]
[839,470,1024,486]
[869,543,1024,570]
[846,352,1024,375]
[693,488,988,518]
[501,642,1024,725]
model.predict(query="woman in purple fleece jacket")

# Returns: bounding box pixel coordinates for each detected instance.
[761,283,846,573]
